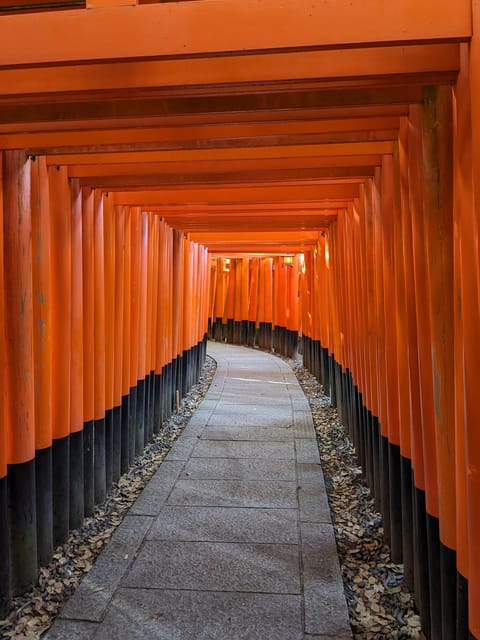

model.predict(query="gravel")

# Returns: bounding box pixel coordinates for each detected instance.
[0,356,216,640]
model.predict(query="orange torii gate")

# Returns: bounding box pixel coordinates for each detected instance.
[0,1,480,638]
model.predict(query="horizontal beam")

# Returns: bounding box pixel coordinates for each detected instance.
[0,87,424,126]
[0,44,459,96]
[47,142,394,166]
[0,0,470,67]
[111,184,359,205]
[2,116,400,153]
[68,155,384,179]
[78,167,376,189]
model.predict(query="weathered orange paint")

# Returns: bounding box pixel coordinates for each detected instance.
[48,165,71,440]
[4,151,35,465]
[70,178,84,434]
[31,156,53,451]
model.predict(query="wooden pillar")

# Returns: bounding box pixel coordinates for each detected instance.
[31,156,53,567]
[82,188,95,516]
[48,164,71,546]
[4,150,38,594]
[69,178,84,529]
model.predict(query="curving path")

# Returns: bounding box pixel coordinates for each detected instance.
[46,342,352,640]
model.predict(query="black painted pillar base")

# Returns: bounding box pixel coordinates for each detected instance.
[456,572,469,640]
[35,446,53,567]
[69,430,84,530]
[379,434,391,546]
[0,475,11,616]
[94,417,106,505]
[112,404,122,483]
[388,443,403,564]
[440,543,457,640]
[426,513,442,640]
[154,372,162,434]
[413,485,431,639]
[105,408,113,492]
[400,456,414,588]
[128,387,137,465]
[135,378,145,456]
[52,435,70,547]
[83,420,94,517]
[120,394,130,474]
[7,459,38,595]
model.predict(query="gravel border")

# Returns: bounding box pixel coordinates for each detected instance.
[0,356,217,640]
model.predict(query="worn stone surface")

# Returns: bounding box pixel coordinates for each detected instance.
[148,505,299,544]
[295,438,321,464]
[44,620,99,639]
[200,425,294,441]
[59,515,152,621]
[95,589,304,640]
[191,439,295,459]
[182,456,297,481]
[122,540,301,593]
[168,478,298,508]
[129,461,185,515]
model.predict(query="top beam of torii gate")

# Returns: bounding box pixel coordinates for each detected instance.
[0,0,471,67]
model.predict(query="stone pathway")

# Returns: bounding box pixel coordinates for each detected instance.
[46,342,352,640]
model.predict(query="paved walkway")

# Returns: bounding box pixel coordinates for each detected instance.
[46,343,352,640]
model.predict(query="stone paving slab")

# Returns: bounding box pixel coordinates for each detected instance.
[191,439,295,459]
[200,425,294,441]
[147,505,299,543]
[168,478,298,508]
[122,540,301,593]
[129,461,185,516]
[47,342,351,639]
[59,515,153,622]
[181,456,297,481]
[96,589,304,640]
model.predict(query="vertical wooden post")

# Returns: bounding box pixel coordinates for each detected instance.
[93,189,106,503]
[4,150,38,594]
[113,206,125,478]
[422,86,456,640]
[0,152,10,616]
[103,194,115,489]
[48,164,71,546]
[82,188,95,516]
[69,178,84,529]
[31,155,53,567]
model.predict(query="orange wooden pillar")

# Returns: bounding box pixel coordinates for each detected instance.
[182,237,193,393]
[172,229,185,401]
[0,152,9,616]
[113,205,126,474]
[452,43,472,638]
[222,258,235,343]
[135,211,148,448]
[3,151,38,594]
[93,189,106,502]
[103,194,115,489]
[121,207,134,468]
[247,258,259,346]
[458,16,480,637]
[129,208,142,454]
[379,155,404,563]
[81,188,95,515]
[48,164,71,545]
[151,215,162,433]
[69,178,85,529]
[422,86,456,640]
[407,104,440,639]
[30,156,54,567]
[285,254,299,357]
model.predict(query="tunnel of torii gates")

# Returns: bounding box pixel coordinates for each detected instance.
[0,0,480,637]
